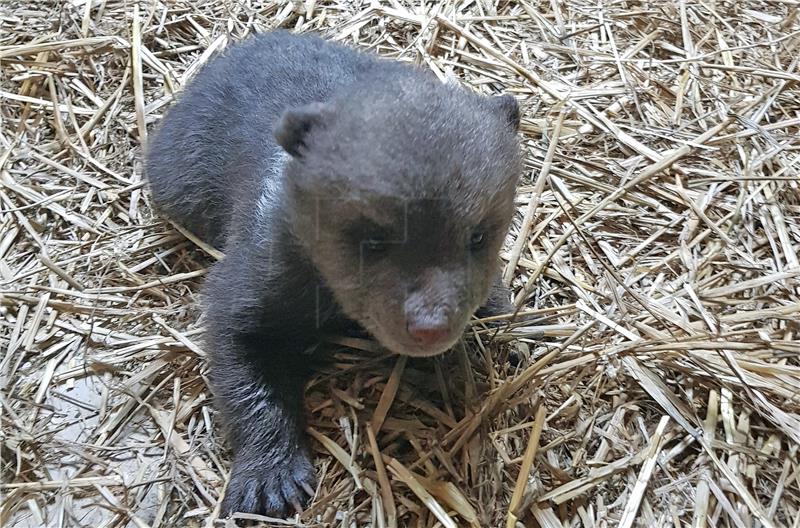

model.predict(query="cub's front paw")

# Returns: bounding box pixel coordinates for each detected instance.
[220,447,316,517]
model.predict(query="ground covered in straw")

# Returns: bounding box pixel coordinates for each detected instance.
[2,0,799,527]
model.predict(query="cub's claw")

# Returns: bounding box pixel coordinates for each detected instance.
[221,448,316,517]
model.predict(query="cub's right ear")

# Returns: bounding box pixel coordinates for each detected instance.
[274,102,329,157]
[490,94,520,131]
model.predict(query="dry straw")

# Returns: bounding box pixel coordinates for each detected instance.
[1,0,799,527]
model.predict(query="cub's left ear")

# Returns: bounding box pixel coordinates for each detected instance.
[274,102,330,158]
[490,94,520,131]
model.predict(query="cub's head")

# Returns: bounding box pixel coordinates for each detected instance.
[276,74,521,357]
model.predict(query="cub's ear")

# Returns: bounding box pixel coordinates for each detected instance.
[490,94,520,131]
[274,102,329,157]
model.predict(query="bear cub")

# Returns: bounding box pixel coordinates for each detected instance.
[146,30,521,516]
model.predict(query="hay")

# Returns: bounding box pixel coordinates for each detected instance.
[1,0,799,526]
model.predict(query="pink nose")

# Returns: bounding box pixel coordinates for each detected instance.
[408,323,450,346]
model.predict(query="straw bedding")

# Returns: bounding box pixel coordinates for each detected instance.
[1,0,799,526]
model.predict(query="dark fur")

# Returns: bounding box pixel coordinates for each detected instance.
[146,31,521,516]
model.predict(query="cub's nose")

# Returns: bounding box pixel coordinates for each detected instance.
[407,319,451,346]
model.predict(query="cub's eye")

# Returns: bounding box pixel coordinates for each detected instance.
[364,236,389,253]
[469,231,486,251]
[347,218,393,255]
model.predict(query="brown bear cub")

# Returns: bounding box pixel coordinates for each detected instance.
[146,30,521,516]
